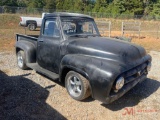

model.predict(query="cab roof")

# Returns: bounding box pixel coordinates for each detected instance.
[45,12,93,19]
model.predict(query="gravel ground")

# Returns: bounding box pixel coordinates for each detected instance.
[0,51,159,120]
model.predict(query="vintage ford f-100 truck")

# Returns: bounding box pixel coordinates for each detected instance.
[15,12,152,104]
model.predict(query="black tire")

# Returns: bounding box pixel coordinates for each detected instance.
[28,23,36,31]
[65,71,91,101]
[17,51,28,70]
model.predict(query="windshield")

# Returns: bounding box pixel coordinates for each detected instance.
[60,17,100,38]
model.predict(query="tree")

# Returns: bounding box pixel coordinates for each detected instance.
[73,0,93,12]
[112,0,125,14]
[150,1,160,19]
[17,0,27,7]
[28,0,45,8]
[132,0,144,15]
[44,0,56,9]
[82,0,93,12]
[107,0,145,15]
[0,1,2,6]
[63,0,75,11]
[74,0,83,12]
[93,0,108,12]
[56,0,64,10]
[0,0,160,18]
[0,0,18,6]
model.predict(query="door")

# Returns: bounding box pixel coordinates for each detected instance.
[37,18,61,73]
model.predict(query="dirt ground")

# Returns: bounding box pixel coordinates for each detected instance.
[0,49,159,120]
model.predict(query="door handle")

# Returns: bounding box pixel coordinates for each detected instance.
[39,40,44,42]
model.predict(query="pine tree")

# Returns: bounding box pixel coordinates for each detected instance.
[28,0,45,8]
[1,0,18,6]
[93,0,108,12]
[63,0,74,11]
[44,0,56,9]
[56,0,64,10]
[150,0,160,19]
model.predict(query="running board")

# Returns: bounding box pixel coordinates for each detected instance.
[27,63,59,80]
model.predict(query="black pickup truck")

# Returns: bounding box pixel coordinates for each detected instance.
[15,12,152,104]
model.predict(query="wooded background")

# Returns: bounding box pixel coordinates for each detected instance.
[0,0,160,18]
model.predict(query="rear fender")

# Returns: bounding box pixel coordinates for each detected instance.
[16,41,36,63]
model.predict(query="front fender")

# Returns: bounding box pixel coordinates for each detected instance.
[16,41,36,63]
[59,54,121,101]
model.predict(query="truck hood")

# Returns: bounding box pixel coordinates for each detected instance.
[67,37,146,64]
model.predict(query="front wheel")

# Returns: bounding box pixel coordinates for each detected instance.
[65,71,91,101]
[17,51,28,70]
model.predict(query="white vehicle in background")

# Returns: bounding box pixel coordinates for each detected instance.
[19,13,48,31]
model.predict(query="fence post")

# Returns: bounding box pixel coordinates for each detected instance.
[122,22,124,36]
[109,21,111,38]
[2,6,4,13]
[157,24,159,39]
[24,26,26,35]
[139,22,141,39]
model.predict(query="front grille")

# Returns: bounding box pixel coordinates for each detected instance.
[123,62,148,84]
[109,61,149,97]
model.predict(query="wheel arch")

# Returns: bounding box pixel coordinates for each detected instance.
[15,41,36,63]
[16,47,22,54]
[26,20,37,27]
[60,65,93,97]
[60,65,89,83]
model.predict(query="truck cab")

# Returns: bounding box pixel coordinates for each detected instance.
[15,12,152,104]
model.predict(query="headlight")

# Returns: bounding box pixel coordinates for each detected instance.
[115,77,124,90]
[147,62,151,71]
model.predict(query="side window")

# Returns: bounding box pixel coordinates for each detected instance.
[43,19,60,37]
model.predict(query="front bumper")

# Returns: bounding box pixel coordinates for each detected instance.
[105,74,147,104]
[19,23,26,27]
[103,59,151,104]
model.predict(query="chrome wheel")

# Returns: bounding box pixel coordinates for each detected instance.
[65,71,91,101]
[17,53,23,68]
[17,51,27,70]
[67,76,82,97]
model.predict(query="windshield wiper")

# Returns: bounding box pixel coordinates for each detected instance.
[68,34,88,38]
[68,34,99,38]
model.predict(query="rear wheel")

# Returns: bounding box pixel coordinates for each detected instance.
[65,71,91,101]
[28,23,36,31]
[17,51,28,70]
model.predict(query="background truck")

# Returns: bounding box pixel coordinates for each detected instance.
[19,13,48,31]
[15,12,152,104]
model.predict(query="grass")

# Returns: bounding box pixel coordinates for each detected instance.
[0,14,20,29]
[0,14,41,29]
[132,37,160,52]
[0,14,160,52]
[0,28,40,52]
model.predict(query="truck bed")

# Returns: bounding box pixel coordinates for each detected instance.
[16,34,38,47]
